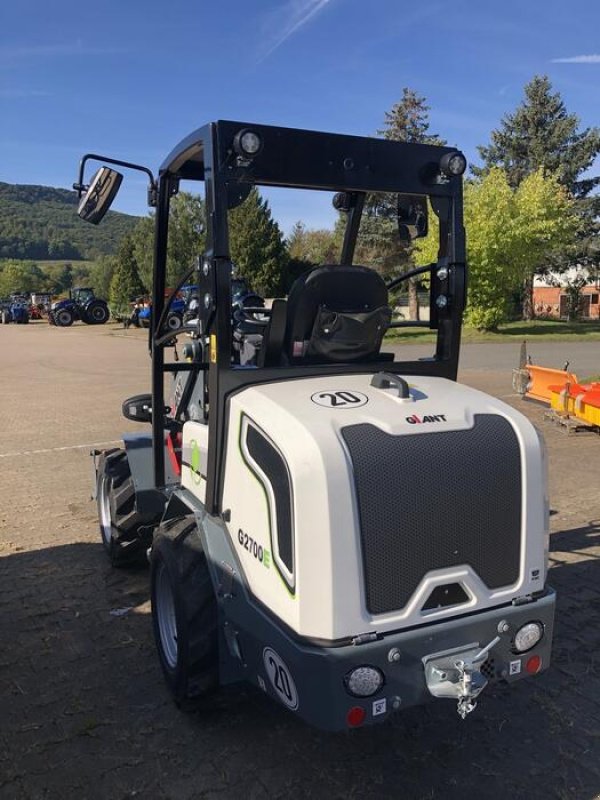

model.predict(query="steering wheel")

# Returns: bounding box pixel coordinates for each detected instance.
[232,295,271,329]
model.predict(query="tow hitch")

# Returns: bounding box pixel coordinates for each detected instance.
[423,636,500,719]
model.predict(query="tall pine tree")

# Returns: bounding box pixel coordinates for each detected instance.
[474,75,599,194]
[378,88,446,147]
[109,233,145,310]
[228,189,289,296]
[368,88,446,319]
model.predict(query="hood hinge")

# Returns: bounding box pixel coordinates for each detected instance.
[351,632,379,646]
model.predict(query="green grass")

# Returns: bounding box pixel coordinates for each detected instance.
[385,319,600,344]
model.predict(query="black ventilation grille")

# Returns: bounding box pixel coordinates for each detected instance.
[246,423,294,574]
[341,415,522,614]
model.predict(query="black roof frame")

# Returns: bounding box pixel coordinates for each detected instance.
[150,120,467,514]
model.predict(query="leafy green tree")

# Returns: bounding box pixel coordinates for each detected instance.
[513,169,577,316]
[228,189,288,295]
[0,260,45,295]
[42,262,74,293]
[463,170,520,330]
[109,234,145,311]
[89,255,118,299]
[286,222,342,289]
[287,220,342,274]
[450,168,578,331]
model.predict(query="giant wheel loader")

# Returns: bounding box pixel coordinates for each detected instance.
[76,121,555,730]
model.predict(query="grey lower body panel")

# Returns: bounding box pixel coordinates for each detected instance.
[218,588,556,731]
[172,488,556,733]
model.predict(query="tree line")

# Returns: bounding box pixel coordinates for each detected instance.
[102,74,600,329]
[0,183,138,261]
[1,74,598,330]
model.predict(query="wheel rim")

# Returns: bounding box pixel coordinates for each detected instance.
[98,473,112,547]
[155,562,178,669]
[167,314,182,331]
[58,311,70,325]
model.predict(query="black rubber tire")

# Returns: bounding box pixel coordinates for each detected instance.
[86,301,110,325]
[151,516,219,708]
[55,308,74,327]
[96,449,156,566]
[166,312,183,331]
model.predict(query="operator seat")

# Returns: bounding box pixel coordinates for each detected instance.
[261,265,392,366]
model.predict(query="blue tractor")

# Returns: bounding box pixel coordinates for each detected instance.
[137,295,187,331]
[136,285,196,331]
[1,295,30,324]
[49,287,110,327]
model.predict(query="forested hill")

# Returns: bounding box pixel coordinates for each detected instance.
[0,182,140,260]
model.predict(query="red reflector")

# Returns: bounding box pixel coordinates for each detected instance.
[346,706,366,727]
[526,655,542,674]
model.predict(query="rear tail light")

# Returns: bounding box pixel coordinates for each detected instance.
[346,706,366,727]
[526,655,542,675]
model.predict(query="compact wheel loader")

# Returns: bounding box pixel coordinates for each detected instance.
[76,121,555,730]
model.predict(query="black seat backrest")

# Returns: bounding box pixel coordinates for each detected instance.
[283,265,391,364]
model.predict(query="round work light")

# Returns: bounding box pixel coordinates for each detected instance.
[440,151,467,177]
[233,129,263,158]
[514,621,544,653]
[344,666,384,697]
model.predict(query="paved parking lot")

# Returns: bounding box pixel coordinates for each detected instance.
[1,322,599,800]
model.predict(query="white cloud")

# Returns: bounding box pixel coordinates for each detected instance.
[551,54,600,64]
[258,0,336,63]
[0,41,126,65]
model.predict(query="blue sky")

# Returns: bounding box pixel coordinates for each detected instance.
[1,0,598,234]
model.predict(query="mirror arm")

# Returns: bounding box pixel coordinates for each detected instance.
[386,262,435,292]
[73,153,158,207]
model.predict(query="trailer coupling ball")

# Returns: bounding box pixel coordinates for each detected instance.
[423,636,500,719]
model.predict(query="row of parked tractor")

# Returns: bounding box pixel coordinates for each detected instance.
[125,278,258,331]
[0,278,259,331]
[0,288,110,326]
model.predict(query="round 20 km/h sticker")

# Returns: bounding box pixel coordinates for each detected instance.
[311,390,368,409]
[263,647,299,710]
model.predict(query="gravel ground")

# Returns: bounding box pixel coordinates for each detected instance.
[1,321,599,800]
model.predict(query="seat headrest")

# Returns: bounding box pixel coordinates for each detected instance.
[287,265,388,313]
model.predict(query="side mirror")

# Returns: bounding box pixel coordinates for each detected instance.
[397,195,428,241]
[122,393,153,423]
[77,167,123,225]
